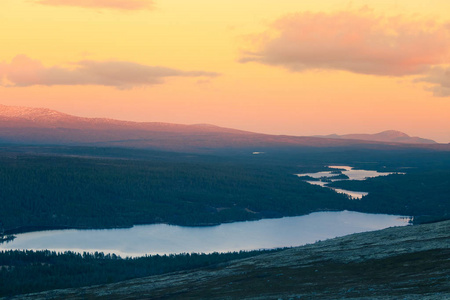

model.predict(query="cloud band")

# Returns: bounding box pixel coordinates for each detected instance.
[0,55,219,89]
[241,11,450,77]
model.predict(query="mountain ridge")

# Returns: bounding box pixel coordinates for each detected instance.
[0,104,447,151]
[315,130,437,144]
[0,104,248,133]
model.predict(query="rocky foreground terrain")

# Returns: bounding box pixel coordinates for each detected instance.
[10,220,450,299]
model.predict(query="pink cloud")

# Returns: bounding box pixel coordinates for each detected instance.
[0,55,219,89]
[241,11,450,76]
[416,67,450,97]
[35,0,154,10]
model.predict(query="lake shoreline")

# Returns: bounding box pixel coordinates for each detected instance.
[3,208,407,236]
[1,211,412,257]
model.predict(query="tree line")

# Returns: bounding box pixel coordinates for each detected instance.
[0,248,283,297]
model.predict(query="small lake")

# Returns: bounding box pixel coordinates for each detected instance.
[0,211,410,257]
[296,165,401,199]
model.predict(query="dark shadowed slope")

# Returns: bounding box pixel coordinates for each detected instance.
[316,130,437,144]
[1,104,448,152]
[11,220,450,300]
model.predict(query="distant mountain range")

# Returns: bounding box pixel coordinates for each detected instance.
[315,130,437,144]
[0,104,447,151]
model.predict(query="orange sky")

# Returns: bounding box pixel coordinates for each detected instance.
[1,0,449,142]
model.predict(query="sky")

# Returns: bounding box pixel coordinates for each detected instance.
[1,0,449,142]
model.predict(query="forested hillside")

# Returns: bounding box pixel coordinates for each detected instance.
[0,145,449,233]
[328,170,450,223]
[0,249,282,297]
[0,149,352,232]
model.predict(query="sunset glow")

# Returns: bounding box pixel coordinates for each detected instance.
[1,0,449,142]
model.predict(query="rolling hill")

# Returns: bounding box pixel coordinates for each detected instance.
[315,130,437,144]
[0,104,448,152]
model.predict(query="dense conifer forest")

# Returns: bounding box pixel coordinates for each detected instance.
[327,170,450,223]
[0,145,449,297]
[0,249,281,297]
[0,145,449,233]
[0,150,353,232]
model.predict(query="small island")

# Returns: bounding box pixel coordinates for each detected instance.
[0,235,16,244]
[0,223,15,244]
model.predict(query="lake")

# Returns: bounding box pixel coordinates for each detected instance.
[0,211,410,257]
[296,165,401,199]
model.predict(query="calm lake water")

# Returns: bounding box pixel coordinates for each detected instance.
[297,165,400,199]
[0,211,410,257]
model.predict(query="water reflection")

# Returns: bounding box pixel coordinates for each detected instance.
[332,188,368,199]
[0,211,410,257]
[296,165,401,199]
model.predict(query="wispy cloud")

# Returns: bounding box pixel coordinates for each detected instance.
[0,55,219,89]
[416,67,450,97]
[241,10,450,77]
[34,0,154,11]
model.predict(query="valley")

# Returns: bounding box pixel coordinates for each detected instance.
[0,105,448,298]
[3,0,450,297]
